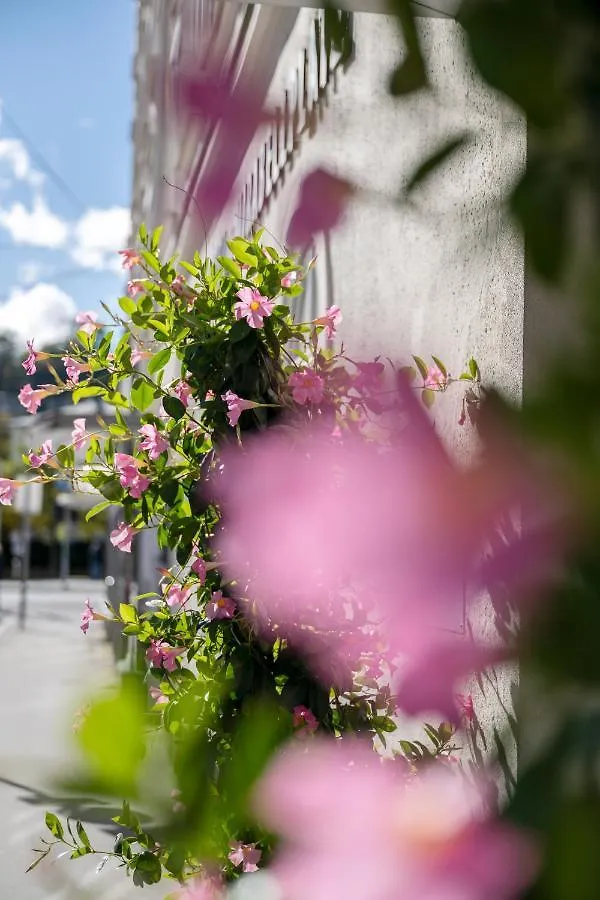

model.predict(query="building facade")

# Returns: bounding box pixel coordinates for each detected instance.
[131,0,530,781]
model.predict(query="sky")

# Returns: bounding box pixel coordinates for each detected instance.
[0,0,136,349]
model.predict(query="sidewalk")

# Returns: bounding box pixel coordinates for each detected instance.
[0,579,166,899]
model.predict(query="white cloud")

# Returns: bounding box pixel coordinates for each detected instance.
[0,196,68,248]
[0,137,44,188]
[17,260,44,285]
[0,282,77,347]
[71,206,131,272]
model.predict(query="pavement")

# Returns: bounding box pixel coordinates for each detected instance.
[0,578,168,900]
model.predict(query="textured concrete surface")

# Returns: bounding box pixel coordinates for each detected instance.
[0,579,166,900]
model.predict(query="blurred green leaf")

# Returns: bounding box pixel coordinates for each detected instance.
[45,812,63,840]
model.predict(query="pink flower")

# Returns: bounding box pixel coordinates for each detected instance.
[146,639,185,672]
[255,739,538,900]
[173,380,193,407]
[288,369,324,405]
[18,384,45,415]
[164,582,192,609]
[456,692,475,723]
[114,452,151,499]
[222,390,259,427]
[191,554,207,583]
[287,168,353,248]
[80,597,95,634]
[313,305,342,340]
[281,271,298,289]
[28,439,53,468]
[424,365,448,390]
[138,424,170,460]
[127,279,145,297]
[62,356,89,384]
[119,248,141,270]
[228,842,262,873]
[0,478,17,506]
[149,686,169,705]
[22,339,37,375]
[292,705,318,734]
[233,287,275,329]
[205,590,236,621]
[130,347,149,366]
[110,522,138,553]
[215,373,566,709]
[352,361,385,396]
[72,417,88,450]
[171,275,194,305]
[75,311,100,335]
[175,875,223,900]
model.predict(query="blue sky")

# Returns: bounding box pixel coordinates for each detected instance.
[0,0,136,348]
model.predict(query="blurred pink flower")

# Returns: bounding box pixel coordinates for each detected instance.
[110,522,137,553]
[149,685,169,705]
[18,384,45,415]
[456,692,475,723]
[72,417,88,450]
[119,249,140,270]
[127,279,145,297]
[114,452,151,499]
[139,423,169,460]
[287,168,354,248]
[80,597,95,634]
[228,841,262,873]
[352,361,386,396]
[146,639,185,672]
[62,356,89,384]
[222,390,258,427]
[234,287,275,329]
[255,738,538,900]
[22,339,37,375]
[176,875,223,900]
[292,705,318,734]
[205,590,236,621]
[174,380,193,407]
[0,478,18,506]
[191,554,207,583]
[281,271,299,289]
[164,582,192,609]
[314,305,342,340]
[424,365,448,390]
[288,368,324,405]
[28,439,53,468]
[75,311,100,335]
[130,347,149,366]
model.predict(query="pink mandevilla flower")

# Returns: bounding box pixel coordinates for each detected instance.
[110,522,137,553]
[164,583,192,609]
[424,365,448,390]
[127,279,145,297]
[255,738,538,900]
[146,639,185,672]
[28,439,53,468]
[18,384,45,415]
[287,168,354,248]
[456,692,475,723]
[292,705,319,734]
[114,452,151,499]
[149,686,169,705]
[75,311,99,335]
[62,356,88,384]
[191,554,207,583]
[228,842,262,873]
[313,305,342,340]
[22,339,37,375]
[72,417,88,450]
[119,248,141,270]
[80,598,96,635]
[288,368,325,405]
[281,271,298,289]
[174,380,193,407]
[138,424,170,460]
[233,287,275,329]
[222,390,258,427]
[0,478,17,506]
[205,590,236,621]
[215,372,565,716]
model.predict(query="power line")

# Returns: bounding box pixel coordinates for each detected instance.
[0,105,87,213]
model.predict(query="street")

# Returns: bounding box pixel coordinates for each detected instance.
[0,579,167,899]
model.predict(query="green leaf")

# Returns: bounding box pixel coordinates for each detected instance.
[85,500,111,522]
[405,134,470,194]
[217,256,242,279]
[76,821,92,850]
[163,395,186,421]
[151,225,163,252]
[119,296,138,316]
[412,355,428,379]
[431,356,447,377]
[422,388,435,408]
[226,238,256,267]
[119,602,138,624]
[180,260,200,278]
[133,851,162,886]
[45,812,64,840]
[468,357,480,379]
[26,847,52,873]
[147,347,172,376]
[131,378,156,412]
[138,223,148,245]
[72,385,107,404]
[141,250,161,274]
